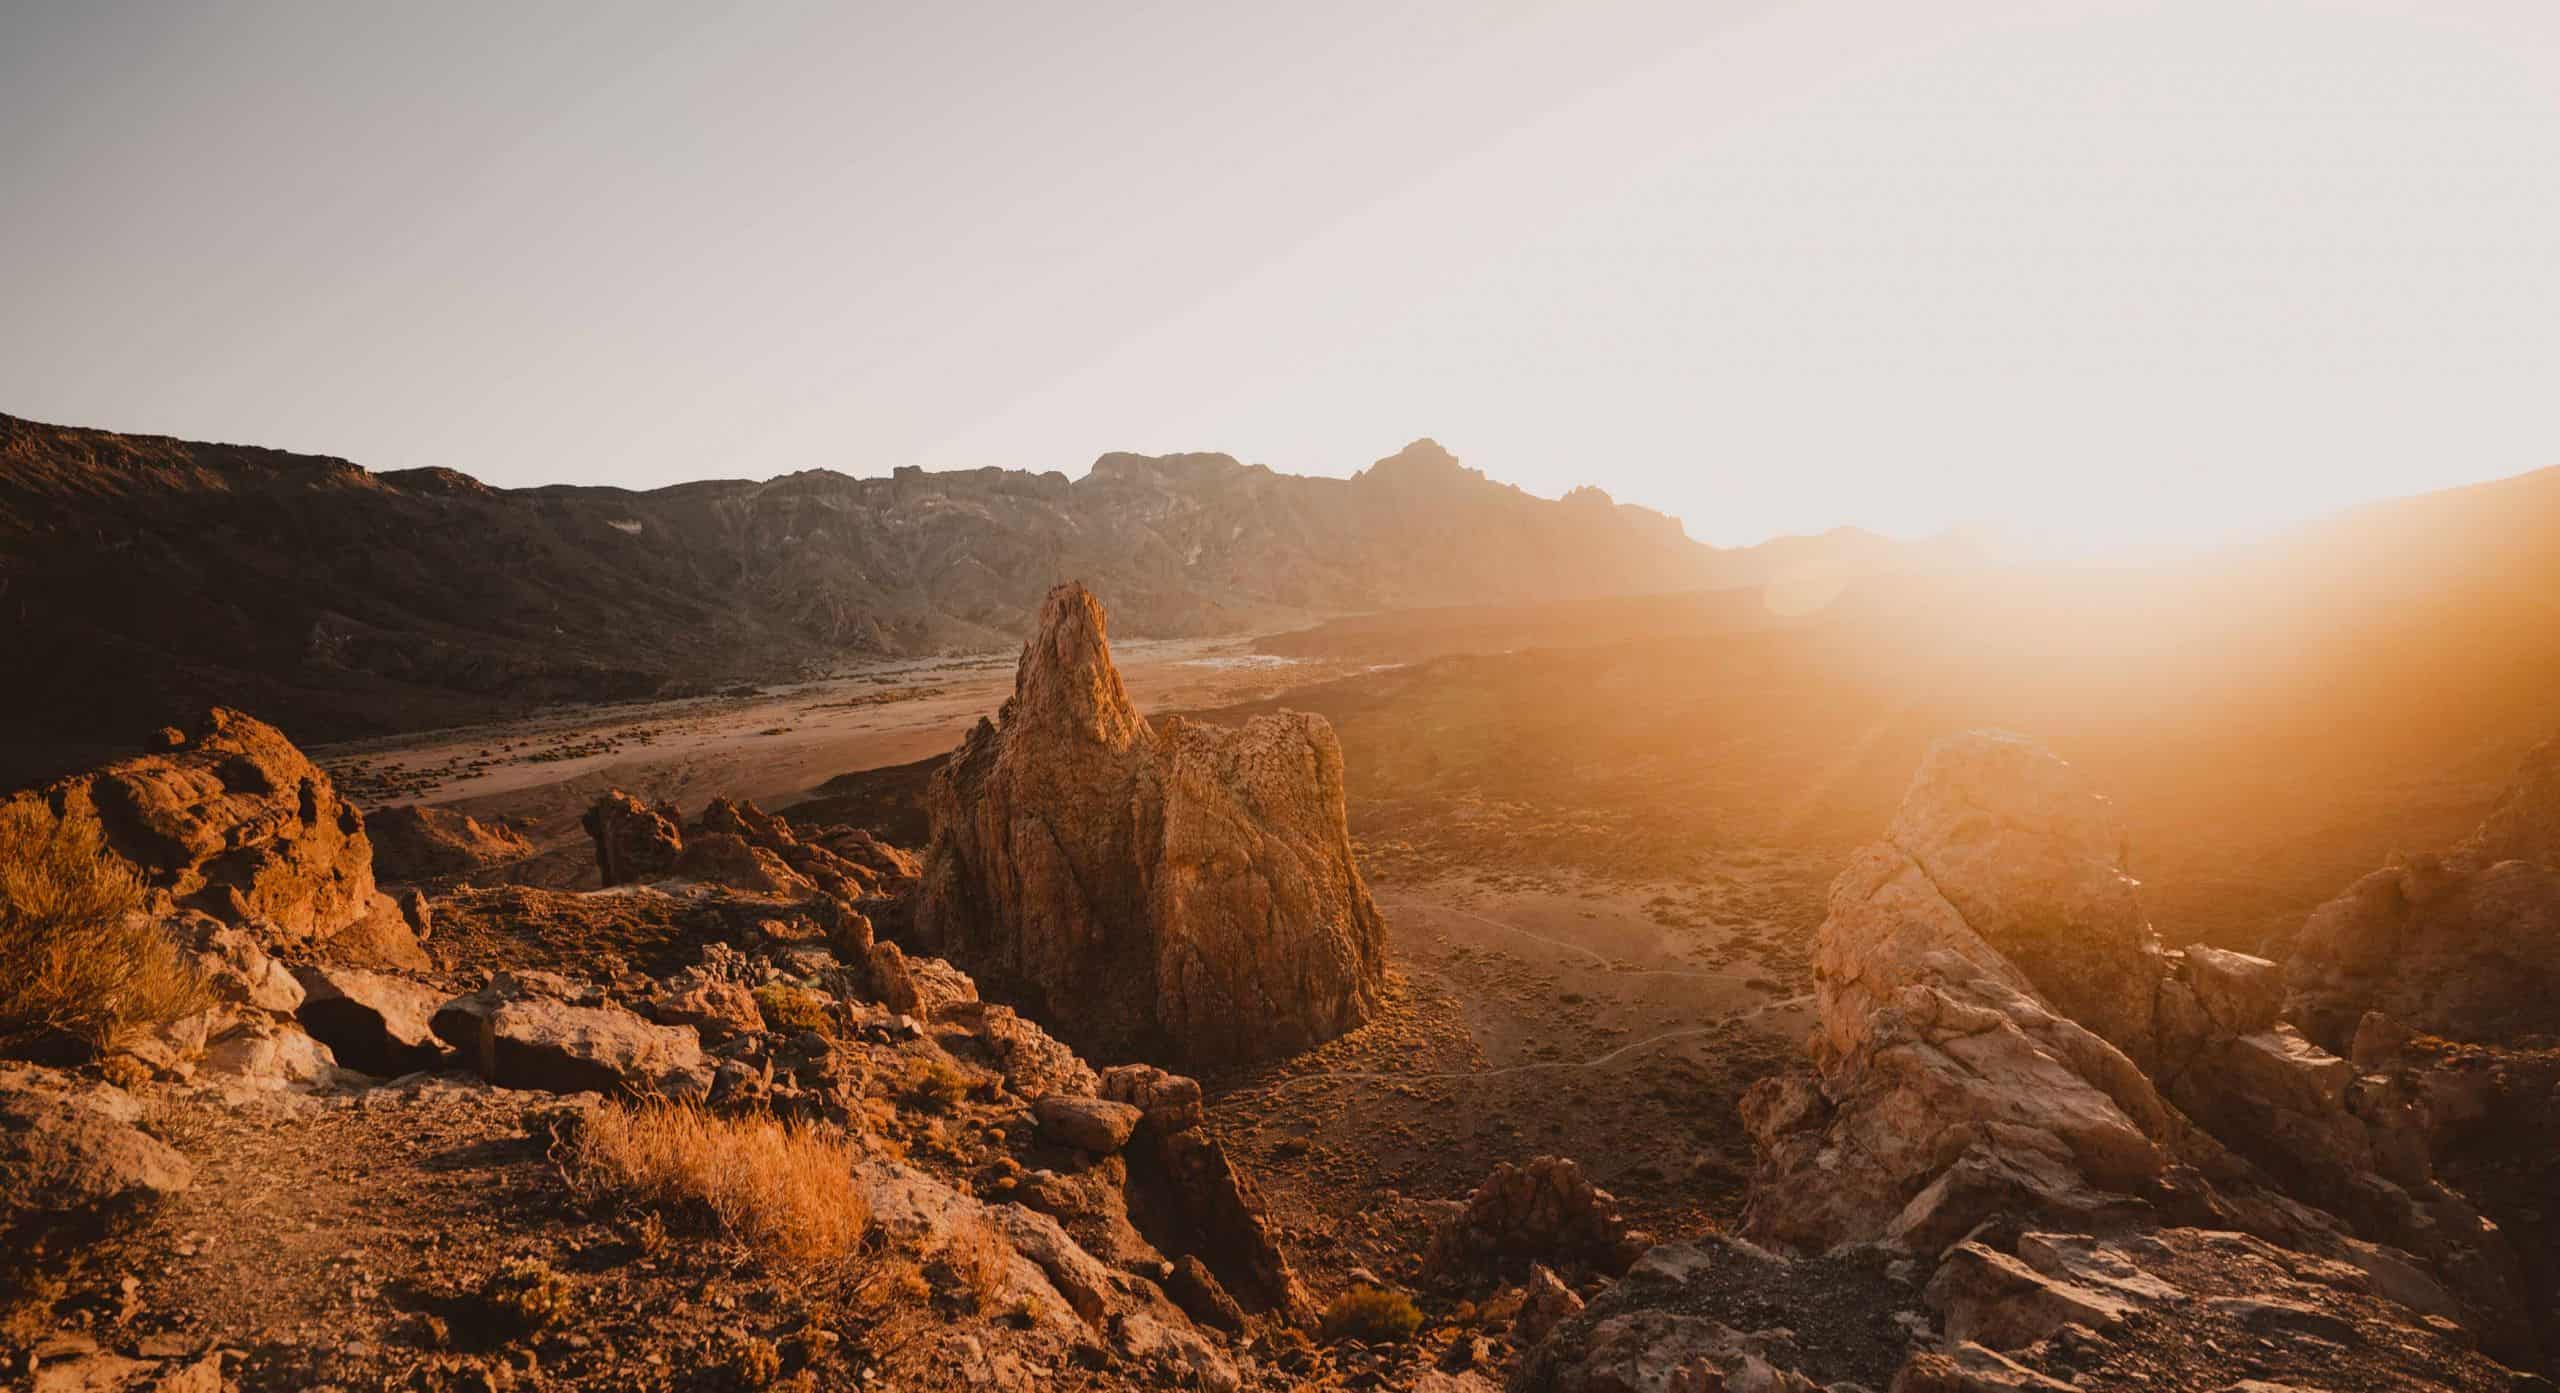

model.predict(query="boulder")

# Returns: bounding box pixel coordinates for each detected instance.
[1166,1254,1246,1334]
[1922,1241,2136,1350]
[176,914,304,1015]
[1032,1094,1142,1155]
[641,969,764,1045]
[915,582,1385,1068]
[200,1017,340,1089]
[1422,1155,1646,1282]
[581,790,682,886]
[2,709,381,947]
[1515,1264,1586,1345]
[1882,731,2163,1067]
[0,1065,191,1234]
[431,975,711,1098]
[293,963,451,1075]
[1100,1063,1206,1134]
[364,804,533,882]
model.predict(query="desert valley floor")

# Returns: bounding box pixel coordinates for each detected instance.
[304,631,1830,1296]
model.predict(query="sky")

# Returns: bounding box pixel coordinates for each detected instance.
[5,1,2559,552]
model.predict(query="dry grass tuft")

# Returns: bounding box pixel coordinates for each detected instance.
[558,1102,870,1267]
[932,1216,1012,1314]
[0,801,208,1058]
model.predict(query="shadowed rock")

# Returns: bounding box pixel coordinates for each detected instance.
[365,804,533,882]
[915,581,1385,1069]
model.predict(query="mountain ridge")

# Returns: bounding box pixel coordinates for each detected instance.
[0,412,1876,772]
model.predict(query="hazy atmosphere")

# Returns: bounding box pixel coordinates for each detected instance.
[9,1,2560,547]
[10,7,2560,1392]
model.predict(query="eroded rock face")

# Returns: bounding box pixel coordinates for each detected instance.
[1737,731,2531,1364]
[1883,731,2162,1067]
[2288,736,2560,1049]
[915,582,1386,1068]
[3,708,391,949]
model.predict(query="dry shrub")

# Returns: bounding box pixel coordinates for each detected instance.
[931,1217,1012,1314]
[0,801,208,1058]
[559,1101,870,1266]
[1320,1285,1424,1343]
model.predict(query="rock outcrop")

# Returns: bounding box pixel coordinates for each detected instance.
[431,971,713,1099]
[1421,1156,1649,1284]
[364,804,534,882]
[0,1065,192,1243]
[2289,734,2560,1050]
[915,582,1386,1068]
[1526,731,2546,1390]
[2,709,399,952]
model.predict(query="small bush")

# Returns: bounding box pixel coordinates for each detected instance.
[1320,1285,1424,1344]
[754,984,836,1037]
[558,1102,870,1267]
[901,1057,974,1114]
[475,1257,574,1338]
[931,1218,1012,1314]
[0,802,208,1058]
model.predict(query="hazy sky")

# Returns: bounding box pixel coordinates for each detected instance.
[6,1,2558,550]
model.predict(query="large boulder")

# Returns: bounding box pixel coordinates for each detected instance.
[2284,731,2560,1051]
[1882,731,2162,1067]
[294,964,451,1076]
[1421,1155,1648,1283]
[2,709,388,948]
[2289,846,2560,1051]
[431,973,711,1098]
[914,582,1385,1068]
[0,1065,191,1237]
[580,791,683,886]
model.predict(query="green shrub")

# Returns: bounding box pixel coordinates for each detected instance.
[0,801,208,1059]
[901,1057,974,1114]
[754,983,836,1036]
[1320,1284,1423,1343]
[475,1257,574,1338]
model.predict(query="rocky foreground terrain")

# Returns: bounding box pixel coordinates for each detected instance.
[8,583,2560,1392]
[0,411,1882,780]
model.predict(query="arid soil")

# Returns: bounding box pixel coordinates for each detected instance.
[289,588,2557,1376]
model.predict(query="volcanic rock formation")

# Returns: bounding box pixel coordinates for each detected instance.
[915,582,1386,1069]
[1524,731,2546,1390]
[2289,732,2560,1050]
[0,708,409,957]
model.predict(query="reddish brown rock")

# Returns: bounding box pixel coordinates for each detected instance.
[364,804,533,882]
[1422,1156,1646,1283]
[580,790,682,886]
[2,709,384,948]
[916,582,1385,1068]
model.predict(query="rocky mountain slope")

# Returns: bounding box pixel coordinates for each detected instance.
[0,711,1343,1391]
[0,412,1815,774]
[1517,731,2555,1391]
